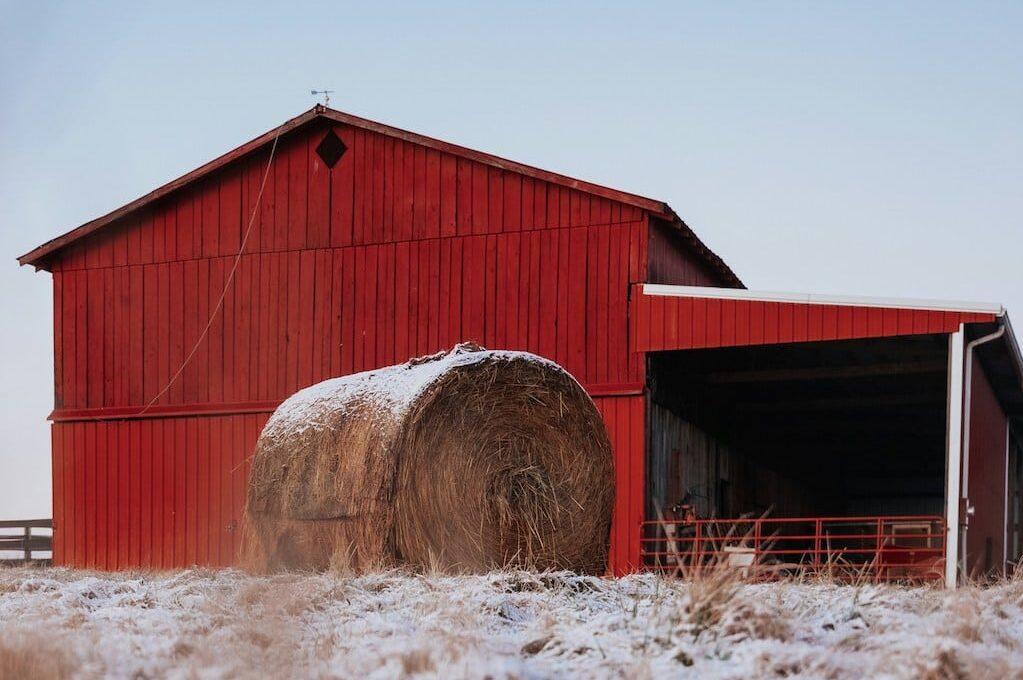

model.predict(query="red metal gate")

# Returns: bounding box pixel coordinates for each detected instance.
[641,515,946,583]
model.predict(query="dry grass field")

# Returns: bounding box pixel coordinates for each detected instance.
[1,567,1022,679]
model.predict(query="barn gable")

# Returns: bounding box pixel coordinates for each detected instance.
[19,106,739,286]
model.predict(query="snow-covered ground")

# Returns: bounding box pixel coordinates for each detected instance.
[1,568,1021,679]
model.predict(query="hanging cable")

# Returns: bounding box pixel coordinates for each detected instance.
[137,128,283,416]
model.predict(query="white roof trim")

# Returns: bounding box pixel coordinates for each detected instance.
[641,284,1005,316]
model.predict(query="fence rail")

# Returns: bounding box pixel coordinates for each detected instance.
[0,519,53,566]
[641,515,946,583]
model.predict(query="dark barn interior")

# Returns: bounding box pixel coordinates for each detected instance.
[647,335,951,523]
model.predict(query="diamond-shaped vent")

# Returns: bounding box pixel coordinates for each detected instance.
[315,129,347,169]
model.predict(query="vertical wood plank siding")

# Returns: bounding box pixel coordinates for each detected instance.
[965,354,1009,575]
[646,220,727,287]
[50,415,265,568]
[51,127,648,412]
[48,123,654,569]
[647,400,816,523]
[632,290,998,352]
[593,395,646,575]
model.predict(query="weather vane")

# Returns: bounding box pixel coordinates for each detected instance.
[311,89,335,106]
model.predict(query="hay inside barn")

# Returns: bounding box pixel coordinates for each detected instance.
[244,343,614,574]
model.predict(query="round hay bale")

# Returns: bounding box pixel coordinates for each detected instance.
[243,343,614,574]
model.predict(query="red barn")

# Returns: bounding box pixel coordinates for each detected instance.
[19,107,1023,584]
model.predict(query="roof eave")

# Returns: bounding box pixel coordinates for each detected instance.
[314,108,668,215]
[998,311,1023,404]
[18,107,325,270]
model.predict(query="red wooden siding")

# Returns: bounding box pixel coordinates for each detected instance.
[53,231,646,415]
[965,354,1009,575]
[632,289,998,352]
[51,400,647,572]
[50,415,265,568]
[593,395,646,576]
[647,220,732,287]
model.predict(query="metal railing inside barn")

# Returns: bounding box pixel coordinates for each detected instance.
[641,515,946,583]
[0,519,53,566]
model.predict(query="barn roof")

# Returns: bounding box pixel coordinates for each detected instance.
[17,106,742,286]
[633,283,1023,424]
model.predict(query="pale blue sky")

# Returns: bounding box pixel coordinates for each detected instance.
[1,1,1020,518]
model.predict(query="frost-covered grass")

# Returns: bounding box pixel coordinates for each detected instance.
[1,567,1021,679]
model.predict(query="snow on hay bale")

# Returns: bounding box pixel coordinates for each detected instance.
[243,343,614,574]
